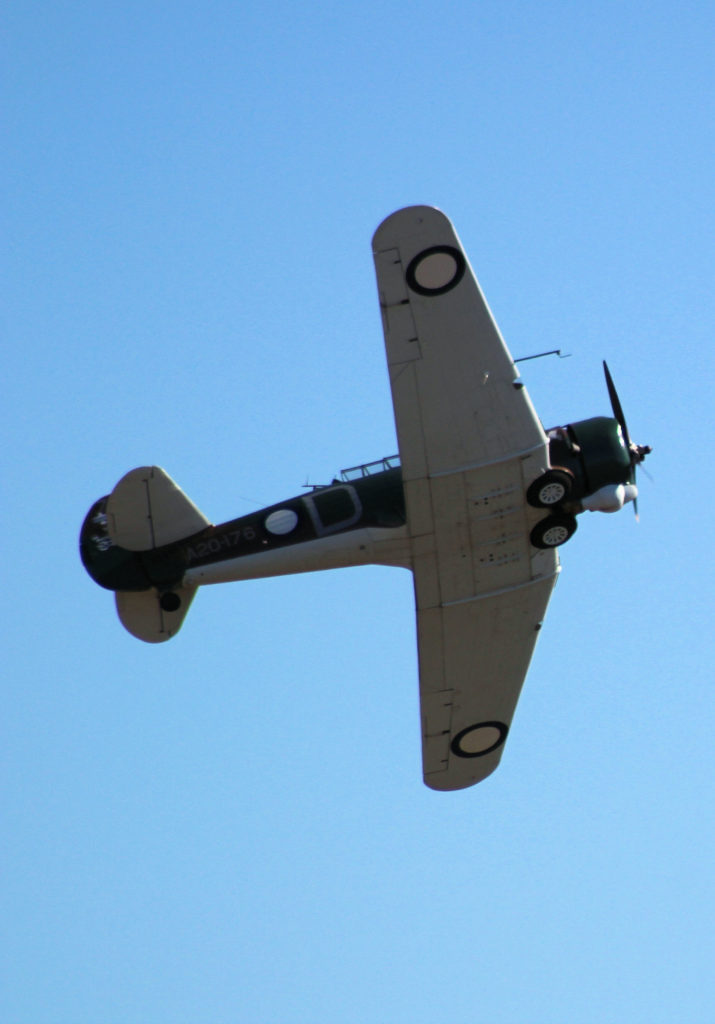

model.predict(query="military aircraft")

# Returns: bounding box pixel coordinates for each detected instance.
[80,206,650,791]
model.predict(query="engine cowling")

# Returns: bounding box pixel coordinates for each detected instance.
[546,416,633,500]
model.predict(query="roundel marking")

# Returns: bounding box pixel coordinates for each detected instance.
[451,721,508,758]
[264,508,299,535]
[405,245,466,296]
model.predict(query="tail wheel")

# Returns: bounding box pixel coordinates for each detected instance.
[159,591,182,612]
[530,514,578,549]
[526,468,574,509]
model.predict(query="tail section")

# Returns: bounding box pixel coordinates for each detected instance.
[80,466,211,643]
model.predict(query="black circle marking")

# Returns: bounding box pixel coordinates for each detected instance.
[405,245,466,296]
[451,721,508,758]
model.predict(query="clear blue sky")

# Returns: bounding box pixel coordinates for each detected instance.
[4,2,714,1022]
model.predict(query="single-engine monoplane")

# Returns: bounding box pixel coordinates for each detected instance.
[81,206,650,790]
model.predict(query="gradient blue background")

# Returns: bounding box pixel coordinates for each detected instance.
[4,2,714,1021]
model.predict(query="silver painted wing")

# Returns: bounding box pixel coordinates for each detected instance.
[373,206,560,790]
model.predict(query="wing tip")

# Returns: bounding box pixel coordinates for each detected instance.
[372,204,452,252]
[423,757,502,792]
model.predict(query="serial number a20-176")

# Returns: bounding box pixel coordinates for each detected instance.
[185,527,257,562]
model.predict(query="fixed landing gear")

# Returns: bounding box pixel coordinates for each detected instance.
[530,514,578,549]
[526,469,574,509]
[527,469,578,548]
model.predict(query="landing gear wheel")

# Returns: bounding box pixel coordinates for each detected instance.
[526,469,574,509]
[530,514,578,549]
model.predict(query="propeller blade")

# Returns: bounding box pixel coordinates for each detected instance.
[602,361,652,518]
[603,360,632,450]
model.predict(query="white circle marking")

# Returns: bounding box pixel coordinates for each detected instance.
[265,508,299,535]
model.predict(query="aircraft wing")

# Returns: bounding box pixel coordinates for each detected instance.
[372,206,560,790]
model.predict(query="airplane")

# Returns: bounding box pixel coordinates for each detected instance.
[80,205,651,791]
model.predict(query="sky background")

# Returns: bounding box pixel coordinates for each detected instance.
[3,2,714,1022]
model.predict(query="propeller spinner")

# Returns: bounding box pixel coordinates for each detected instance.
[602,361,651,517]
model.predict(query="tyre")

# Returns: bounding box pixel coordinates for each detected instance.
[526,469,574,508]
[530,514,578,549]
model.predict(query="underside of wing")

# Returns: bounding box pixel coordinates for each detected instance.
[372,205,548,482]
[372,206,560,789]
[417,574,558,790]
[410,453,560,790]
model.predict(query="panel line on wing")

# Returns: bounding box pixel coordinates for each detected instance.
[440,566,560,607]
[428,442,546,478]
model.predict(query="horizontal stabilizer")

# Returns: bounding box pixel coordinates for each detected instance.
[106,466,210,551]
[116,585,197,643]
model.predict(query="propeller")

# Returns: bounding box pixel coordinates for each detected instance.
[603,360,652,518]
